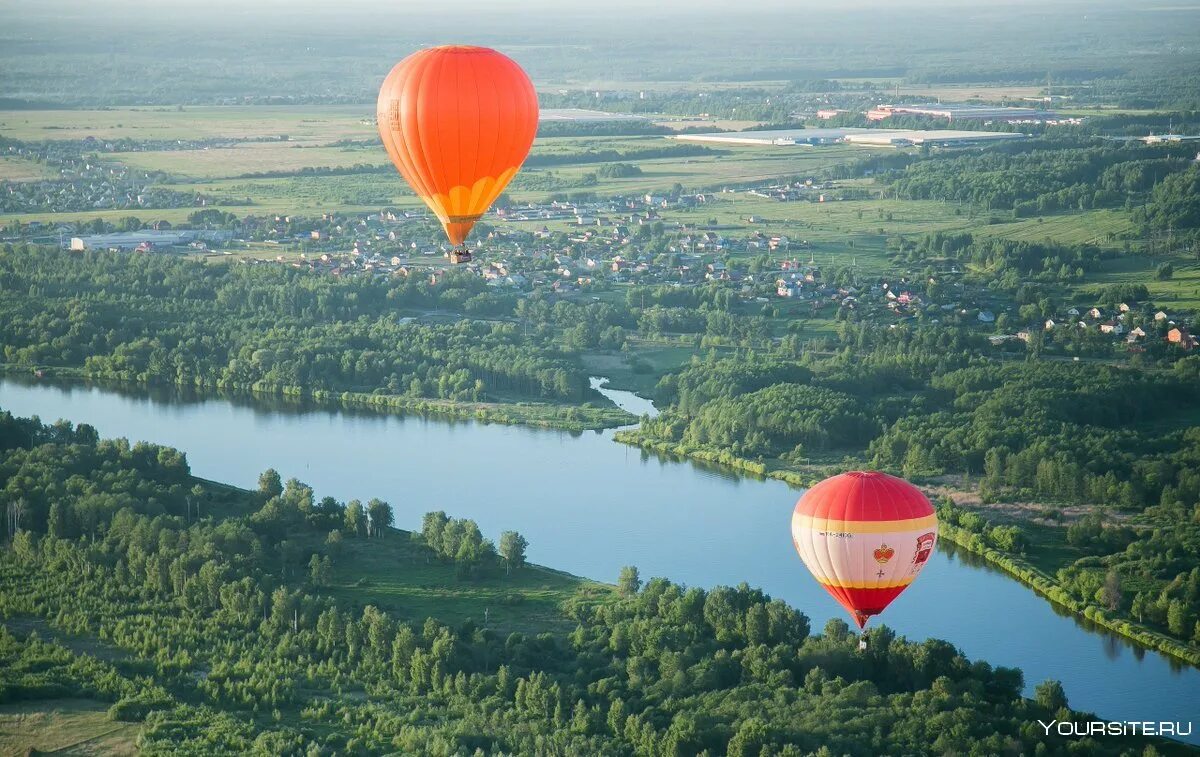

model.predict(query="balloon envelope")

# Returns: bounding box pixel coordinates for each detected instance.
[791,471,937,628]
[377,46,538,246]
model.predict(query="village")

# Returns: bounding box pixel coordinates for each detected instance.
[6,181,1188,357]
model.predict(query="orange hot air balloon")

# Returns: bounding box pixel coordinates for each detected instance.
[377,46,538,263]
[791,471,938,630]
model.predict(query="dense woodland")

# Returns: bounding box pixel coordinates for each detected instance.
[0,411,1178,755]
[0,246,601,404]
[881,139,1200,241]
[0,245,777,407]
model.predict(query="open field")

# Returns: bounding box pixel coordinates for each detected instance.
[110,143,384,179]
[112,134,661,181]
[0,155,58,181]
[0,699,139,756]
[972,208,1136,246]
[317,526,606,635]
[582,343,698,395]
[0,106,377,142]
[546,143,889,193]
[1088,256,1200,313]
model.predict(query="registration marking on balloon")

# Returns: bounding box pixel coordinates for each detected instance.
[791,471,938,629]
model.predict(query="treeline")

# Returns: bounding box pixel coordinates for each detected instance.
[0,246,592,403]
[885,138,1199,215]
[940,494,1200,656]
[523,143,717,168]
[891,232,1111,287]
[0,413,1149,754]
[417,510,527,578]
[233,163,393,179]
[1135,164,1200,237]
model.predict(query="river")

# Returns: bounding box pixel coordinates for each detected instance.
[1,375,1196,742]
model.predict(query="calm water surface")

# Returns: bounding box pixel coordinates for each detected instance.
[1,376,1196,742]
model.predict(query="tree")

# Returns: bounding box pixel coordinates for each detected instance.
[499,531,528,575]
[47,501,69,538]
[258,469,283,500]
[1035,679,1068,711]
[1167,599,1191,637]
[344,500,366,537]
[367,499,394,538]
[325,530,344,560]
[188,483,206,522]
[618,565,641,596]
[1100,570,1122,612]
[309,553,331,587]
[422,511,449,552]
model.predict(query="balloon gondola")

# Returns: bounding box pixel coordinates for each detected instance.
[376,46,539,264]
[791,471,938,638]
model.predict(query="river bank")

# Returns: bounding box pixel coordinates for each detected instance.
[935,522,1200,667]
[612,428,1200,668]
[0,364,634,433]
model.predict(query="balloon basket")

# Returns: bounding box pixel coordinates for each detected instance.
[448,248,472,264]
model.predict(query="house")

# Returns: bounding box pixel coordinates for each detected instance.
[1118,303,1132,313]
[1168,327,1198,350]
[1127,327,1146,342]
[977,310,996,323]
[1099,321,1125,335]
[1067,307,1081,317]
[1155,311,1170,322]
[1087,307,1103,320]
[1044,319,1057,331]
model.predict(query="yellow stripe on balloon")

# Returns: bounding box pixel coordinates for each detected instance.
[811,575,917,589]
[793,513,938,534]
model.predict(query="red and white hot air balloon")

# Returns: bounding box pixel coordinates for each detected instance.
[791,471,938,630]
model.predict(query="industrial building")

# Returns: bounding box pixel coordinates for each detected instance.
[866,103,1058,123]
[69,229,233,252]
[671,127,877,147]
[671,127,1026,149]
[842,129,1027,147]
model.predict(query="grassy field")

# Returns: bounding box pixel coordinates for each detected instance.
[582,343,698,395]
[0,155,58,181]
[110,143,384,179]
[0,105,376,142]
[0,699,139,755]
[315,526,610,635]
[1087,255,1200,313]
[972,208,1136,246]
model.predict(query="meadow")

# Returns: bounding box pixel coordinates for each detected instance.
[0,105,375,142]
[0,155,57,181]
[0,698,139,755]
